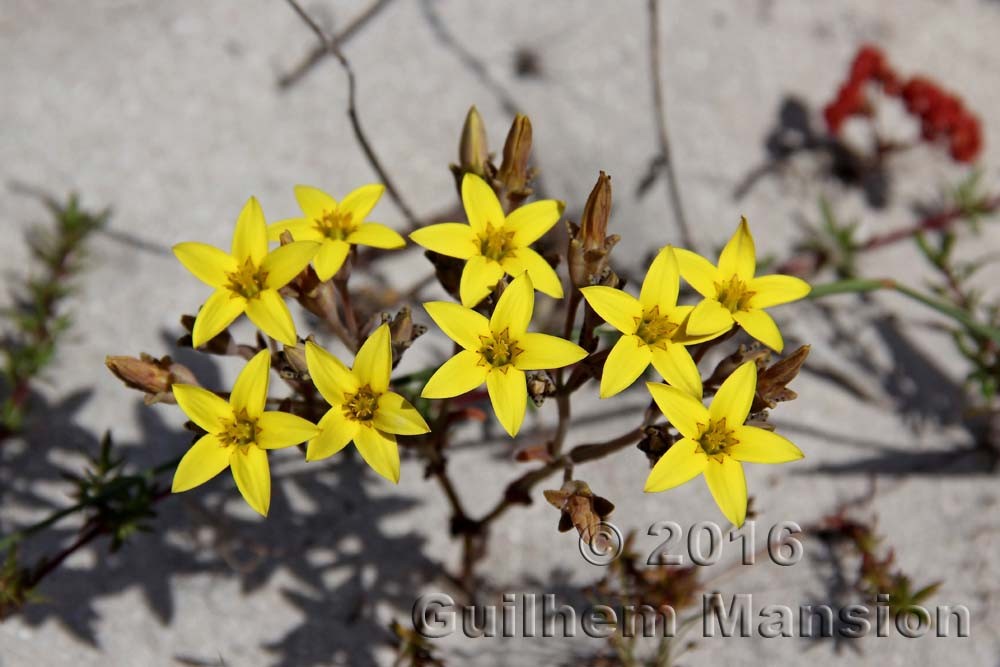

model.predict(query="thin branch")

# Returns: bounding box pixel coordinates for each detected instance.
[648,0,694,249]
[282,0,422,230]
[278,0,394,89]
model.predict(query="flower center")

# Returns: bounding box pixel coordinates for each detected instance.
[479,329,522,368]
[634,307,679,347]
[315,208,355,241]
[714,275,755,312]
[698,418,738,458]
[478,223,516,262]
[343,384,380,422]
[226,258,268,299]
[220,409,260,454]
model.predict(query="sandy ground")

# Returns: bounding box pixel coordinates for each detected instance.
[2,1,1000,665]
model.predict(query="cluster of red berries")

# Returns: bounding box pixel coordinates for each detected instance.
[823,45,982,163]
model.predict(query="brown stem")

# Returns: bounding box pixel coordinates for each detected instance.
[283,0,422,231]
[334,280,359,347]
[648,0,694,250]
[277,0,394,89]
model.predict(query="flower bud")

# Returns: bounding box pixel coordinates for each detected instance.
[568,171,620,288]
[497,113,533,201]
[457,105,490,178]
[105,354,197,405]
[387,306,427,366]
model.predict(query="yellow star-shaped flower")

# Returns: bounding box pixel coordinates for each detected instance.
[304,324,430,482]
[581,246,729,398]
[410,173,565,307]
[174,197,319,347]
[644,361,804,527]
[420,273,586,436]
[171,350,320,516]
[268,184,406,281]
[675,217,811,352]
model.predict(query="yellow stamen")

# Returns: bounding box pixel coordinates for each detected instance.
[226,258,268,299]
[634,306,680,347]
[698,418,738,458]
[715,275,755,312]
[478,223,516,262]
[479,328,522,368]
[343,384,380,422]
[315,208,355,240]
[220,409,260,454]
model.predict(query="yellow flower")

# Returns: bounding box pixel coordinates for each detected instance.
[675,217,811,352]
[421,273,586,436]
[644,361,803,527]
[267,184,405,281]
[304,324,429,482]
[171,350,319,516]
[580,246,728,398]
[174,197,319,347]
[409,173,565,307]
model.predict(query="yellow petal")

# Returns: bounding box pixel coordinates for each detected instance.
[339,183,385,222]
[643,437,707,492]
[423,301,490,350]
[409,223,479,260]
[374,391,430,435]
[459,255,504,307]
[580,286,642,335]
[192,290,246,348]
[600,335,652,398]
[490,272,534,337]
[313,239,351,281]
[646,382,708,440]
[748,274,812,309]
[231,197,268,265]
[639,246,680,312]
[733,309,784,352]
[230,447,271,517]
[294,185,337,220]
[421,350,488,399]
[505,199,564,246]
[704,456,747,527]
[261,241,320,289]
[353,323,392,393]
[267,218,322,242]
[501,247,563,299]
[347,223,405,249]
[172,384,232,433]
[486,366,527,437]
[461,173,504,234]
[245,289,298,346]
[230,349,271,419]
[709,360,756,426]
[717,217,756,282]
[514,333,587,371]
[256,411,319,449]
[687,298,734,337]
[672,305,730,345]
[173,242,237,289]
[674,248,719,299]
[650,343,702,397]
[172,434,231,493]
[306,408,359,461]
[354,425,400,483]
[171,384,233,433]
[305,341,358,404]
[730,426,804,464]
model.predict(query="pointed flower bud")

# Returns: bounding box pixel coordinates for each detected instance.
[497,113,533,202]
[457,105,490,178]
[105,354,197,405]
[568,171,620,288]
